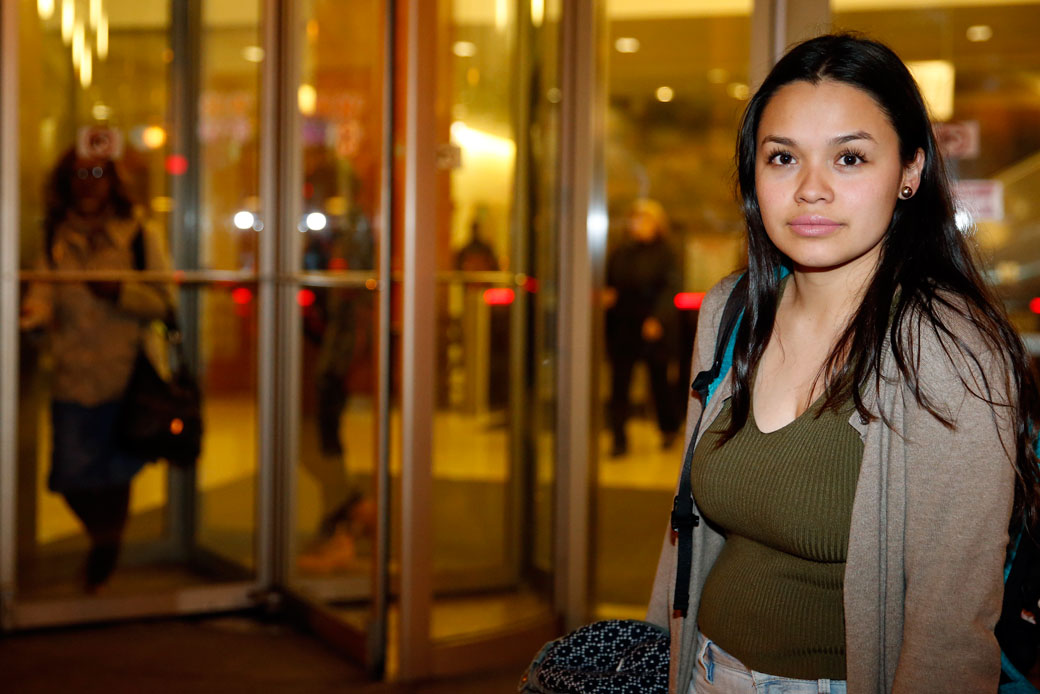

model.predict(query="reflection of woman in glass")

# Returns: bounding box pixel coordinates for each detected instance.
[649,35,1039,693]
[20,145,174,592]
[604,198,681,456]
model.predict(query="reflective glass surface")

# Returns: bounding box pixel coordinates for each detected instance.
[596,0,751,618]
[14,0,260,603]
[831,0,1040,336]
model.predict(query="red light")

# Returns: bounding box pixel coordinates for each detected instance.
[231,287,253,305]
[483,288,515,306]
[303,182,314,199]
[328,257,348,270]
[523,276,539,293]
[165,155,189,176]
[172,270,185,284]
[297,289,317,307]
[674,292,705,311]
[1030,298,1040,315]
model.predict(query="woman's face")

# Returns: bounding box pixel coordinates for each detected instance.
[70,156,113,216]
[628,208,660,243]
[754,79,923,278]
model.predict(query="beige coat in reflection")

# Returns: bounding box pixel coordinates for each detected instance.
[648,274,1015,694]
[22,212,175,406]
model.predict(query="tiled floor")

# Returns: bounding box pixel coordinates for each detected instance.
[0,614,525,693]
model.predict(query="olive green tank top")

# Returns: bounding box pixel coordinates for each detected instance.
[691,394,863,680]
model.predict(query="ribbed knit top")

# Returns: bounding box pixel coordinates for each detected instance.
[691,393,863,680]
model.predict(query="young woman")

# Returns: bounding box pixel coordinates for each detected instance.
[648,34,1040,693]
[20,146,174,592]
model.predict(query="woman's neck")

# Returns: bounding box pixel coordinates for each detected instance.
[784,256,877,329]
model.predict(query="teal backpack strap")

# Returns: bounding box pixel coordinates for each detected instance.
[707,266,788,403]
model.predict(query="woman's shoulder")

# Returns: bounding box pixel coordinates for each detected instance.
[699,273,744,329]
[896,288,1014,403]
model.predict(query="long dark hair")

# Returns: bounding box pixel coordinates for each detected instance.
[43,146,136,261]
[726,33,1040,528]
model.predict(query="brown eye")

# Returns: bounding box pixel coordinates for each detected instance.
[839,152,865,166]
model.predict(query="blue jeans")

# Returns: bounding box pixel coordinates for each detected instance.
[691,632,847,694]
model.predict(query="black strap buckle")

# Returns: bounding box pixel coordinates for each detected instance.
[670,494,699,537]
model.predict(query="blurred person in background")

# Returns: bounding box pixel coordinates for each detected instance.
[19,137,174,592]
[298,160,377,573]
[604,198,682,457]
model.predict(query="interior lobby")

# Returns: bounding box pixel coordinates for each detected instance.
[2,0,1039,688]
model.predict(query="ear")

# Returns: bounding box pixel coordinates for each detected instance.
[902,148,925,193]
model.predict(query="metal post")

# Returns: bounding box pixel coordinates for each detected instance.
[555,0,605,630]
[400,0,437,678]
[509,0,533,587]
[167,0,202,561]
[0,0,21,630]
[369,0,397,678]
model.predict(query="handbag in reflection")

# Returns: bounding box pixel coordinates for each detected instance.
[116,228,202,467]
[117,316,203,468]
[518,619,669,694]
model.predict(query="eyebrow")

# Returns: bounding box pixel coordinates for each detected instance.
[760,131,877,147]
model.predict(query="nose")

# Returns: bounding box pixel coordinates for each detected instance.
[795,163,833,205]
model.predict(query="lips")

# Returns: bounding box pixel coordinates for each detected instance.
[788,215,843,237]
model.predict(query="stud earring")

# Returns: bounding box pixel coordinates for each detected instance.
[901,185,914,199]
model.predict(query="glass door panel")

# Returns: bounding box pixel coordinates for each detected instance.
[830,0,1040,345]
[283,0,390,673]
[595,0,751,618]
[9,0,262,625]
[427,0,560,648]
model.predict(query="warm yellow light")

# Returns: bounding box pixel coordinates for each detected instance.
[38,0,55,21]
[80,44,92,89]
[152,196,174,213]
[615,37,640,53]
[72,19,84,69]
[656,86,674,102]
[450,121,516,160]
[907,60,955,121]
[242,46,265,63]
[531,0,544,27]
[96,11,108,60]
[495,0,508,30]
[298,84,317,115]
[966,25,992,42]
[89,0,100,29]
[453,41,477,57]
[61,0,74,45]
[142,126,166,149]
[307,19,319,41]
[727,82,749,100]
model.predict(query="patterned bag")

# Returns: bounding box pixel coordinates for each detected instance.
[517,620,669,694]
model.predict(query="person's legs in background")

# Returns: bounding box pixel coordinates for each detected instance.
[646,347,679,449]
[63,484,131,592]
[608,350,637,457]
[297,371,374,573]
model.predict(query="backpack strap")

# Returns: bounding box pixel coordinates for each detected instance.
[130,225,180,333]
[131,225,146,272]
[670,273,746,617]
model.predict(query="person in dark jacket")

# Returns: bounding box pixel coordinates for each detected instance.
[604,198,681,457]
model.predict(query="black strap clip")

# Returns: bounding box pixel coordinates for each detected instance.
[670,494,699,539]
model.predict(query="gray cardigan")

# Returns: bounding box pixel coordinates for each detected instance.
[647,274,1015,694]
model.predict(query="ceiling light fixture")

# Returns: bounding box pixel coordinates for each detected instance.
[615,37,640,54]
